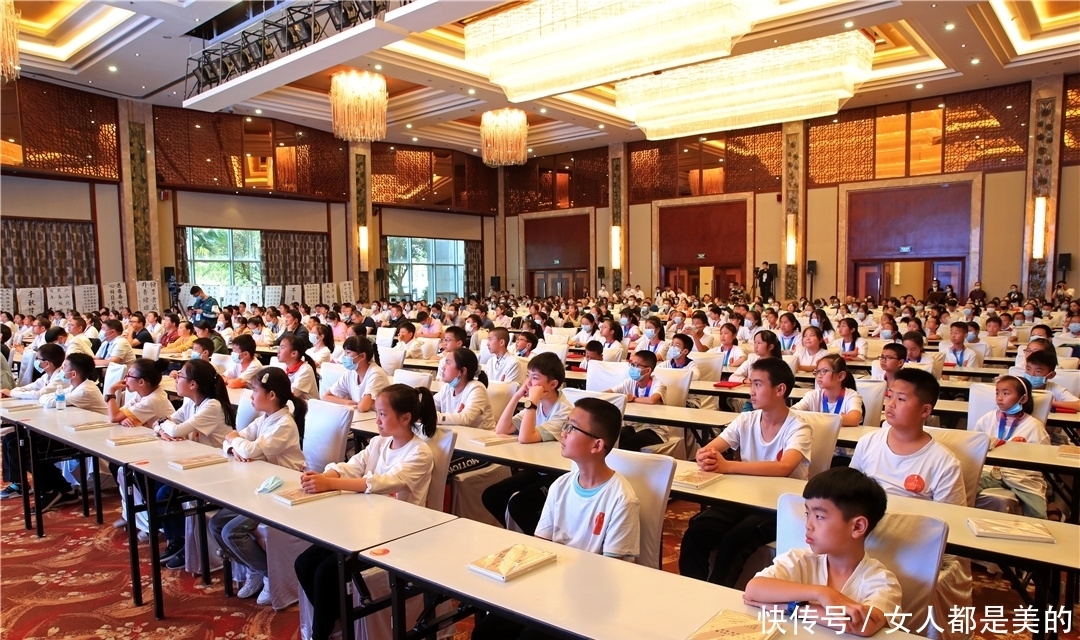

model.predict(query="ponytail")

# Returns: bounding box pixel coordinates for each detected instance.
[253,367,308,441]
[282,334,321,388]
[379,383,437,438]
[451,347,488,387]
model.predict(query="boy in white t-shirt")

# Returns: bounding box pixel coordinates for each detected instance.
[745,467,901,637]
[605,350,667,451]
[679,358,812,586]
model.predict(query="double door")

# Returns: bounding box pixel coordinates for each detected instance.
[853,260,963,301]
[531,270,587,299]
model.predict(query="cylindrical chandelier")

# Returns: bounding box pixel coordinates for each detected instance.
[330,70,387,142]
[1,0,20,84]
[480,108,528,167]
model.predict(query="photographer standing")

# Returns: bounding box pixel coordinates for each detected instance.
[757,261,774,301]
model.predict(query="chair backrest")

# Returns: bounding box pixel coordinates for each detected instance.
[1060,356,1080,370]
[393,368,433,389]
[543,332,569,346]
[487,381,519,417]
[686,352,726,382]
[901,360,934,375]
[1013,325,1032,343]
[141,343,162,361]
[601,346,624,362]
[88,337,102,354]
[978,376,1053,425]
[422,426,458,512]
[928,350,945,378]
[968,341,991,360]
[1056,346,1075,358]
[375,326,396,348]
[562,388,628,415]
[925,426,990,507]
[854,378,887,427]
[584,450,675,569]
[301,399,352,471]
[864,339,887,359]
[652,367,692,408]
[585,361,630,392]
[269,356,281,369]
[235,389,259,430]
[318,362,346,398]
[478,339,493,365]
[775,493,947,627]
[377,346,404,376]
[103,362,128,392]
[17,349,35,386]
[782,354,799,376]
[209,353,230,374]
[551,327,577,338]
[1053,369,1080,396]
[982,336,1009,357]
[790,410,841,478]
[532,343,569,363]
[416,337,440,360]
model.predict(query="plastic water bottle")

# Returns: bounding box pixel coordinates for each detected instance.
[55,387,67,412]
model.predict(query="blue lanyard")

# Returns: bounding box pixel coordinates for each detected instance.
[843,340,853,353]
[781,335,796,350]
[997,413,1021,442]
[822,392,845,414]
[634,383,652,398]
[647,341,659,353]
[722,348,732,368]
[670,359,687,369]
[952,349,964,367]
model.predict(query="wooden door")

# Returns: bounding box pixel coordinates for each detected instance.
[931,260,964,299]
[717,267,742,297]
[855,263,882,301]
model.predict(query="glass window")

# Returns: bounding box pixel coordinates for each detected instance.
[186,227,262,286]
[386,236,465,300]
[909,98,943,176]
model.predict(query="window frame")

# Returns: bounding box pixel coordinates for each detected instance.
[186,227,263,286]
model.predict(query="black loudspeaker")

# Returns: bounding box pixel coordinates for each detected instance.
[163,266,175,282]
[768,263,778,279]
[807,260,817,276]
[491,276,501,290]
[375,268,385,281]
[598,266,606,280]
[1059,253,1072,272]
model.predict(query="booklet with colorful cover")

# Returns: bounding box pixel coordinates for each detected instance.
[272,488,342,506]
[672,469,724,490]
[168,453,228,470]
[468,544,557,582]
[965,517,1055,543]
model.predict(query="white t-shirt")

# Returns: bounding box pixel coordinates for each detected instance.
[396,338,424,360]
[119,387,175,427]
[709,344,745,369]
[164,397,232,448]
[637,338,670,361]
[510,391,574,442]
[775,332,801,354]
[224,358,261,385]
[794,347,828,369]
[828,336,867,361]
[718,409,812,480]
[484,353,526,386]
[610,377,668,437]
[275,361,319,401]
[971,410,1049,495]
[433,379,495,430]
[225,406,305,471]
[941,345,980,368]
[756,549,902,619]
[535,471,641,559]
[792,389,864,420]
[327,364,390,404]
[729,353,764,383]
[307,344,332,368]
[851,425,966,505]
[326,434,433,506]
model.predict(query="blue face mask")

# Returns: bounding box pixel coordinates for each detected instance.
[581,324,592,332]
[57,372,70,385]
[965,332,977,343]
[191,351,202,360]
[880,329,893,340]
[643,328,656,340]
[231,353,241,363]
[341,355,358,371]
[1023,309,1035,317]
[517,349,528,357]
[743,318,753,328]
[619,317,628,327]
[628,366,643,381]
[447,375,461,389]
[33,360,44,374]
[962,308,972,316]
[1070,323,1080,334]
[1004,401,1024,416]
[1023,372,1047,388]
[810,318,820,328]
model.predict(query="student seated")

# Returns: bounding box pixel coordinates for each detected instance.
[394,321,424,360]
[604,350,667,451]
[471,398,641,640]
[901,332,931,366]
[971,375,1050,519]
[792,354,864,427]
[570,313,599,347]
[274,335,319,401]
[631,316,669,360]
[573,339,604,371]
[294,385,435,640]
[103,357,174,427]
[161,321,197,354]
[1054,312,1080,357]
[433,325,466,381]
[433,348,494,429]
[95,319,136,366]
[482,352,573,534]
[710,322,746,368]
[744,467,900,637]
[871,343,907,387]
[775,312,802,354]
[794,326,828,372]
[307,324,334,369]
[224,334,261,389]
[483,328,525,386]
[679,359,812,586]
[728,331,783,385]
[829,318,867,362]
[0,344,67,501]
[514,331,538,358]
[1022,350,1079,444]
[941,321,980,368]
[321,336,389,413]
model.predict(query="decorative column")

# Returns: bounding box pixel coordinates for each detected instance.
[496,166,506,289]
[781,121,806,301]
[1023,76,1064,301]
[351,142,372,301]
[609,143,627,292]
[117,100,159,306]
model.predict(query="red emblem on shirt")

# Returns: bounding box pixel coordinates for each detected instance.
[1012,436,1027,443]
[776,450,784,461]
[904,474,926,494]
[593,512,605,535]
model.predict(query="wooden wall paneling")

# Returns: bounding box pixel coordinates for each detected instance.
[523,214,590,270]
[846,183,972,261]
[658,202,747,266]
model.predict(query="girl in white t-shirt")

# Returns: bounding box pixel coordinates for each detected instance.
[306,324,333,370]
[775,313,802,355]
[570,313,599,347]
[830,318,868,362]
[710,323,746,369]
[295,384,436,640]
[971,375,1050,519]
[434,347,495,430]
[792,354,864,427]
[737,310,764,344]
[103,357,174,426]
[809,309,836,343]
[794,326,829,372]
[274,334,319,401]
[322,335,389,413]
[729,331,783,384]
[632,316,670,361]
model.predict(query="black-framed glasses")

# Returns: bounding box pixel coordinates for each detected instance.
[125,374,144,381]
[561,423,600,439]
[878,355,900,362]
[176,375,191,382]
[812,368,836,376]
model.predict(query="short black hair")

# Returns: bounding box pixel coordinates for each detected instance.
[193,337,215,353]
[631,349,657,369]
[518,332,539,350]
[803,467,888,534]
[231,334,257,356]
[584,340,604,356]
[37,343,66,367]
[882,343,907,360]
[44,326,67,343]
[444,325,467,344]
[1026,349,1058,371]
[893,368,939,407]
[750,357,795,398]
[901,331,924,347]
[527,352,565,387]
[65,352,96,382]
[573,397,622,453]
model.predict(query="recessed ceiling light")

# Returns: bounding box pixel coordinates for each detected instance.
[108,65,117,72]
[598,124,604,129]
[844,21,854,28]
[915,83,924,89]
[374,64,382,70]
[1006,105,1012,109]
[172,91,177,95]
[468,89,475,95]
[406,124,412,129]
[773,39,778,43]
[527,148,533,152]
[88,80,92,84]
[7,138,12,143]
[246,153,251,157]
[246,117,252,121]
[832,118,838,123]
[683,148,688,152]
[961,44,966,48]
[971,58,980,64]
[195,18,199,22]
[938,103,945,108]
[472,148,478,152]
[195,124,201,129]
[141,85,146,89]
[412,137,418,141]
[944,23,955,31]
[255,109,262,114]
[539,108,546,113]
[279,142,284,146]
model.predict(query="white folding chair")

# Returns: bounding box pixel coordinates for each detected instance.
[562,388,628,415]
[209,353,230,374]
[486,381,518,417]
[393,368,433,389]
[782,354,799,376]
[982,336,1009,357]
[790,410,841,478]
[601,346,624,362]
[585,450,675,570]
[1013,325,1032,343]
[686,352,726,381]
[775,493,948,635]
[925,426,990,508]
[864,339,887,359]
[854,378,887,427]
[235,389,259,430]
[1054,369,1080,396]
[377,346,404,377]
[416,337,440,360]
[532,343,568,363]
[103,362,128,392]
[141,342,162,361]
[585,361,630,393]
[968,341,991,361]
[652,367,692,408]
[452,383,515,526]
[318,362,346,398]
[542,332,569,346]
[374,327,396,348]
[478,340,493,365]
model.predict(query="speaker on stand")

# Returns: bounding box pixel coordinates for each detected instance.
[807,260,817,302]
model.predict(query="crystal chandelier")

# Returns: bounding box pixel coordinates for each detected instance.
[330,70,387,142]
[464,0,768,103]
[480,108,528,167]
[617,31,875,139]
[1,0,19,84]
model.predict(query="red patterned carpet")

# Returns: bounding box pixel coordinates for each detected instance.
[1,491,1076,640]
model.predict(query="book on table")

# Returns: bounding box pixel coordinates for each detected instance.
[468,543,556,582]
[713,381,742,389]
[272,488,341,506]
[1058,444,1080,458]
[2,403,40,412]
[168,453,228,470]
[106,434,159,446]
[672,469,724,490]
[965,517,1055,543]
[469,434,518,447]
[687,609,784,640]
[64,421,116,431]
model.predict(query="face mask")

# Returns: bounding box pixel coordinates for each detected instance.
[1024,309,1034,317]
[581,324,592,332]
[880,329,893,340]
[447,376,461,389]
[628,366,643,381]
[856,312,866,320]
[231,353,240,363]
[252,329,262,335]
[517,349,527,357]
[848,305,857,312]
[57,372,70,385]
[669,348,682,360]
[1023,372,1046,388]
[465,323,476,333]
[674,317,684,325]
[191,351,202,360]
[216,323,224,330]
[810,318,820,328]
[966,332,977,343]
[1014,318,1024,326]
[1070,323,1080,334]
[619,317,628,327]
[33,360,44,374]
[232,322,241,329]
[643,328,656,340]
[1004,401,1024,416]
[342,355,358,371]
[962,309,972,316]
[743,318,753,328]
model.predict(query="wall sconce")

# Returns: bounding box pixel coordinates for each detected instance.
[611,226,622,270]
[359,225,370,271]
[785,213,797,264]
[1032,196,1046,260]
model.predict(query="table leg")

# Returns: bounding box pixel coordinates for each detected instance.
[78,456,89,517]
[339,553,354,640]
[196,504,211,586]
[91,457,103,525]
[144,475,165,619]
[122,466,143,607]
[17,424,31,530]
[389,570,407,640]
[26,430,44,537]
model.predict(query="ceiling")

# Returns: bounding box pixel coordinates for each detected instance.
[12,0,1080,159]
